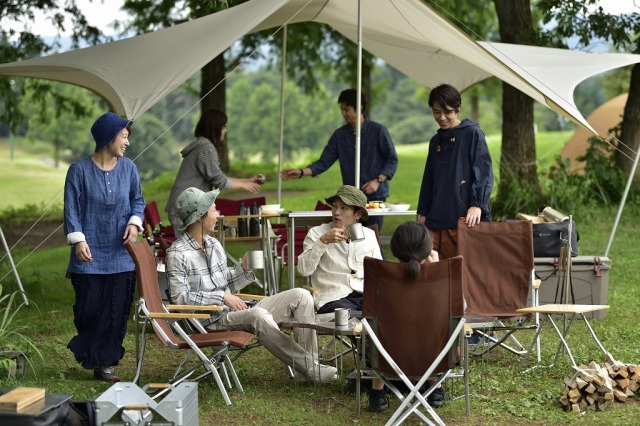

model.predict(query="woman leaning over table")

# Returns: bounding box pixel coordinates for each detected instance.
[63,112,145,382]
[166,108,264,235]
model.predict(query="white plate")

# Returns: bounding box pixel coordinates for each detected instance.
[261,208,284,215]
[366,208,390,212]
[388,204,410,211]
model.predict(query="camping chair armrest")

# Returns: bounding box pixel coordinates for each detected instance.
[236,293,267,301]
[532,278,541,290]
[149,312,210,319]
[464,323,473,337]
[166,304,223,312]
[301,285,318,295]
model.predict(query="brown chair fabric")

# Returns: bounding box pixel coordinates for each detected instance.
[363,256,464,377]
[125,241,255,350]
[456,219,534,317]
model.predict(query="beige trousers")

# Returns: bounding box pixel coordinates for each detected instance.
[210,288,318,373]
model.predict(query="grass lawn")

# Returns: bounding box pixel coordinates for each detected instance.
[3,130,640,424]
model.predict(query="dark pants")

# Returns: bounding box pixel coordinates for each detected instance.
[67,271,136,369]
[316,291,363,314]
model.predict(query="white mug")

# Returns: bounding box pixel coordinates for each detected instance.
[347,223,365,242]
[334,308,350,327]
[246,250,264,270]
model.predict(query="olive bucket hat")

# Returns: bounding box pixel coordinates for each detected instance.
[325,185,368,221]
[176,187,220,231]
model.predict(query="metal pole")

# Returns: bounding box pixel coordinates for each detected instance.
[354,0,363,186]
[9,79,15,160]
[277,25,287,207]
[605,143,640,257]
[0,227,29,305]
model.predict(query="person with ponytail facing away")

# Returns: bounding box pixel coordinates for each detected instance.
[367,221,440,412]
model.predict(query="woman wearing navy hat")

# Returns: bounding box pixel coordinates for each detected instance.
[63,112,145,381]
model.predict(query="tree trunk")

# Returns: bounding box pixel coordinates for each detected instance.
[470,93,479,123]
[493,0,540,214]
[201,55,229,172]
[618,62,640,187]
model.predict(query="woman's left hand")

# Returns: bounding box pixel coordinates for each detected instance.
[122,224,139,244]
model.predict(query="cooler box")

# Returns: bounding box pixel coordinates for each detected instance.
[531,256,610,319]
[94,382,198,426]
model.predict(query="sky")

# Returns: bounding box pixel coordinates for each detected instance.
[19,0,640,38]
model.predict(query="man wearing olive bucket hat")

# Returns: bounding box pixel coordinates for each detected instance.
[165,187,337,383]
[298,185,382,314]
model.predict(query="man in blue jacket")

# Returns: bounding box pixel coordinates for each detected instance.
[281,89,398,231]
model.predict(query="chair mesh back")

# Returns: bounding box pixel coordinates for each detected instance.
[457,219,534,317]
[363,256,464,377]
[125,242,179,346]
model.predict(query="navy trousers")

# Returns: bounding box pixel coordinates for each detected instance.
[67,271,136,369]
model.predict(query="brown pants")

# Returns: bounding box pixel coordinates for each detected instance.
[428,228,458,260]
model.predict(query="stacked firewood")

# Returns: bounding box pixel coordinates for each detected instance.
[560,361,640,412]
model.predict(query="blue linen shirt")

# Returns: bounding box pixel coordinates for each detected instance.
[308,119,398,201]
[64,156,145,274]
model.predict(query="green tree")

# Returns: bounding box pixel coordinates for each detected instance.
[119,2,378,172]
[0,0,104,135]
[23,83,98,167]
[537,0,640,185]
[492,0,541,214]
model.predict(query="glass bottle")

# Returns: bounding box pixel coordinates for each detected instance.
[238,202,248,237]
[249,201,260,236]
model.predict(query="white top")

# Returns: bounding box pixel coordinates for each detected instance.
[297,222,382,309]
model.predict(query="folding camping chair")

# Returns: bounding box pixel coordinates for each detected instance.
[359,255,470,425]
[457,219,541,359]
[125,241,256,406]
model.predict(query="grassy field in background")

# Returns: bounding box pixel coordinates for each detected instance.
[7,129,640,425]
[0,130,572,213]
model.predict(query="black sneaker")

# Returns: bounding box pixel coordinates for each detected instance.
[428,387,446,408]
[368,394,389,413]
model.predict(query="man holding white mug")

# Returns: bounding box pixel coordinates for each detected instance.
[298,185,382,315]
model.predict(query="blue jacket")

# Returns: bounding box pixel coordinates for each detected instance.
[417,119,493,230]
[308,119,398,201]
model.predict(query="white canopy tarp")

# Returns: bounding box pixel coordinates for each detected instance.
[1,0,640,137]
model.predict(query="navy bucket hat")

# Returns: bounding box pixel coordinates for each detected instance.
[91,112,132,152]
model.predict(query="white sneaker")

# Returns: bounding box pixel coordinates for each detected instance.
[304,364,338,384]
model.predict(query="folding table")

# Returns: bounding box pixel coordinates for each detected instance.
[217,212,280,295]
[516,303,611,370]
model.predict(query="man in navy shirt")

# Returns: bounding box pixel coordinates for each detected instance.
[281,89,398,231]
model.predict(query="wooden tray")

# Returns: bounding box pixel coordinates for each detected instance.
[0,387,45,412]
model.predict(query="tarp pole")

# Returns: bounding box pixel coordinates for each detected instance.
[605,143,640,257]
[354,0,362,186]
[277,25,287,207]
[0,227,28,305]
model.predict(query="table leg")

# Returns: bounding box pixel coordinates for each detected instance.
[261,218,278,295]
[548,313,578,368]
[288,216,296,288]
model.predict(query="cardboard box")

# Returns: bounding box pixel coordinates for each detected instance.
[531,256,610,319]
